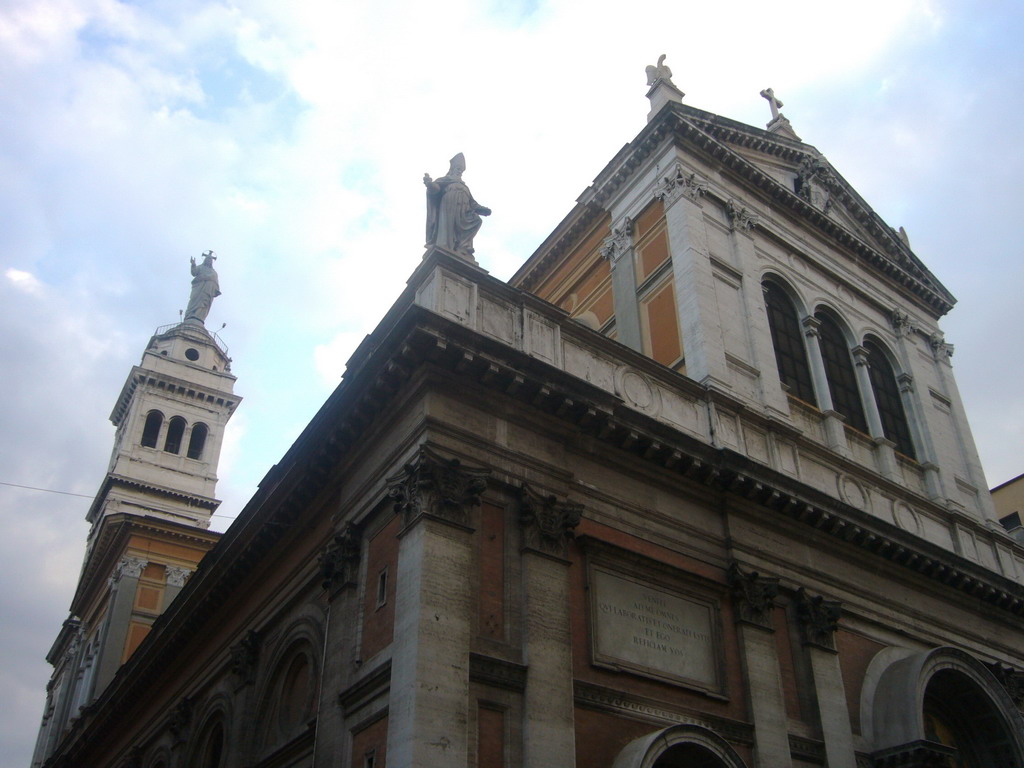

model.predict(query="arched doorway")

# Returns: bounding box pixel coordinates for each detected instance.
[613,724,748,768]
[869,647,1024,766]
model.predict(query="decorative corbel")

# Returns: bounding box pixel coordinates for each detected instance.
[387,446,490,530]
[518,484,583,559]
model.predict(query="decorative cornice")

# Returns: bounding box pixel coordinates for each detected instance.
[319,523,361,592]
[469,653,527,692]
[727,563,779,629]
[387,446,489,530]
[795,588,842,651]
[518,484,583,559]
[871,739,956,767]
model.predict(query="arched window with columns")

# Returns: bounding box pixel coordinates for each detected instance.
[863,339,916,458]
[815,311,868,433]
[140,410,163,448]
[763,280,816,404]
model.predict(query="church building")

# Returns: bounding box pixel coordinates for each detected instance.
[33,61,1024,768]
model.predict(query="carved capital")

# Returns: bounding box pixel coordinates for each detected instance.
[165,565,192,588]
[795,588,841,650]
[320,523,361,592]
[897,372,915,394]
[930,332,954,362]
[518,484,583,558]
[986,662,1024,712]
[113,556,148,582]
[229,629,261,686]
[851,345,871,367]
[388,446,489,530]
[801,314,821,338]
[659,163,708,206]
[726,199,759,232]
[890,307,917,337]
[727,563,779,629]
[167,696,194,739]
[600,217,634,262]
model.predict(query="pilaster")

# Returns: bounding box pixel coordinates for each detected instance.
[518,486,581,768]
[385,448,489,768]
[602,218,643,352]
[728,565,792,768]
[93,556,148,695]
[663,184,730,389]
[795,589,856,768]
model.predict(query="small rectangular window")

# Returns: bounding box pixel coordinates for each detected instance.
[376,567,388,609]
[364,750,376,768]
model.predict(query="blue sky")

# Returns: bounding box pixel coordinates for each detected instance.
[2,1,1023,764]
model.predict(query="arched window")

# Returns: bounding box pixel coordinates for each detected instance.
[187,423,208,460]
[815,312,868,433]
[164,417,186,455]
[196,719,225,768]
[259,643,319,752]
[763,281,816,403]
[864,340,916,458]
[141,411,163,448]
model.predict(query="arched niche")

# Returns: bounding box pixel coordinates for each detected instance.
[868,646,1024,765]
[612,724,748,768]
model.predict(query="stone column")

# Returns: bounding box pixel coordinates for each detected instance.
[728,564,792,768]
[518,486,582,768]
[801,317,850,456]
[851,347,899,479]
[795,589,856,768]
[385,448,489,768]
[661,175,730,390]
[602,218,643,353]
[93,555,147,694]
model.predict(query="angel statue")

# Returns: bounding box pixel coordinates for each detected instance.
[424,153,491,261]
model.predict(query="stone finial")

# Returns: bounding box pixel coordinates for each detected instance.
[760,87,801,141]
[795,588,842,650]
[727,563,779,629]
[320,523,361,592]
[518,484,583,559]
[388,446,490,529]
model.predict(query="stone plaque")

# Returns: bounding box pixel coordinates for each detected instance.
[590,566,721,692]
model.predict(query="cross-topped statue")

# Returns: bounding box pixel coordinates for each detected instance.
[760,88,784,120]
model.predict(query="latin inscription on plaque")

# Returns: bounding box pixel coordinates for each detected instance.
[590,567,719,690]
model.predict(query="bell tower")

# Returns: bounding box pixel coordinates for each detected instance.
[32,254,240,767]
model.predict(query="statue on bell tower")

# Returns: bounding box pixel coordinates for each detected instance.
[184,250,221,325]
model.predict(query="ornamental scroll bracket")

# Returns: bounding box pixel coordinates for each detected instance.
[727,562,779,630]
[387,446,490,530]
[320,522,361,593]
[518,484,583,559]
[795,588,841,651]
